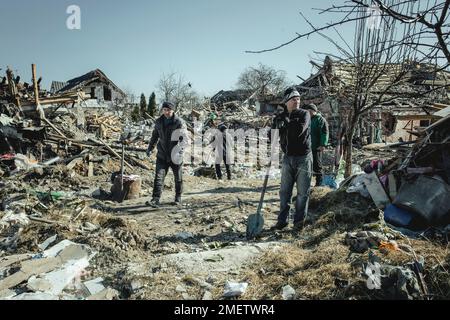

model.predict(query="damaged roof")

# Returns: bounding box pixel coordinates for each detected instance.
[297,57,450,113]
[54,69,125,96]
[210,89,253,105]
[300,57,450,91]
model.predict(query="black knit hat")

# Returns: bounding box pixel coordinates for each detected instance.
[162,101,175,110]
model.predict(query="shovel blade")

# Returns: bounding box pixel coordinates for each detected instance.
[246,213,264,240]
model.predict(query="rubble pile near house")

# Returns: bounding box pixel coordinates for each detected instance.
[342,115,450,232]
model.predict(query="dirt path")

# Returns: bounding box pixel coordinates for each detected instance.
[84,174,305,299]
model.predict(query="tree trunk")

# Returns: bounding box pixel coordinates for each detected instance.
[344,111,359,178]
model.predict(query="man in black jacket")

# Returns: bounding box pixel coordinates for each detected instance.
[271,88,312,232]
[146,102,187,207]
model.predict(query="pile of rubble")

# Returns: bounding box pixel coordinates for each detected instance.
[2,65,449,301]
[340,115,450,233]
[0,239,118,300]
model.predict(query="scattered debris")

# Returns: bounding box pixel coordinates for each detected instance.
[1,63,449,301]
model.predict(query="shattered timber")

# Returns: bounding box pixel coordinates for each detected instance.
[0,59,450,300]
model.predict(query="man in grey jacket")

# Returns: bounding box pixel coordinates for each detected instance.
[146,102,187,207]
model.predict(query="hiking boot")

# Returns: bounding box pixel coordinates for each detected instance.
[292,222,304,232]
[145,198,160,208]
[270,221,288,231]
[174,196,182,205]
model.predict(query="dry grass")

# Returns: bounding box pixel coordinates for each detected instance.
[239,187,450,300]
[241,236,364,300]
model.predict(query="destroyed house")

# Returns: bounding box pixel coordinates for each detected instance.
[210,89,255,113]
[297,57,450,144]
[255,93,285,115]
[51,69,126,108]
[210,89,252,106]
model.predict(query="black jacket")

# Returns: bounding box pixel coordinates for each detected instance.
[147,114,187,163]
[217,123,230,152]
[272,108,311,156]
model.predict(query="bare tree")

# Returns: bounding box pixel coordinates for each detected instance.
[330,4,424,177]
[120,86,138,121]
[247,0,450,67]
[122,86,137,105]
[247,0,450,177]
[157,72,199,113]
[237,63,291,98]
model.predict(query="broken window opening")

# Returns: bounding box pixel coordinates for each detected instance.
[103,86,112,101]
[419,119,431,127]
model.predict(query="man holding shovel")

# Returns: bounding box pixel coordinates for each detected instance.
[270,88,312,232]
[146,101,187,207]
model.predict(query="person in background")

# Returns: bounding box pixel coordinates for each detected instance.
[304,104,329,187]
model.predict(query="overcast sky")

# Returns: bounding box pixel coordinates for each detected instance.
[0,0,355,99]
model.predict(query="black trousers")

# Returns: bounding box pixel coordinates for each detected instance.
[312,150,323,186]
[215,154,231,180]
[152,159,183,200]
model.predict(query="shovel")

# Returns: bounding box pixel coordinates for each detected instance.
[246,156,274,240]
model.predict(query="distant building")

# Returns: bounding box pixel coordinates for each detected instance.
[51,69,126,108]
